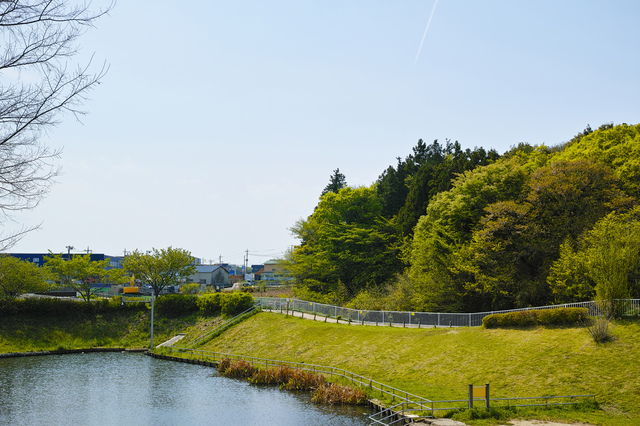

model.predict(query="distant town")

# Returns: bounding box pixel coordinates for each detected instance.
[6,251,291,296]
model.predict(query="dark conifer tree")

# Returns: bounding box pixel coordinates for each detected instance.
[321,168,347,196]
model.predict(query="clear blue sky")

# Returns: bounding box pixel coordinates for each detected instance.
[10,0,640,265]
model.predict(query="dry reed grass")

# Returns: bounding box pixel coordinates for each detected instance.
[312,382,367,405]
[220,360,366,405]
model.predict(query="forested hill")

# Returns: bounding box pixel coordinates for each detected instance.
[287,123,640,313]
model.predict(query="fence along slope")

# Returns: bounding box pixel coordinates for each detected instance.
[256,298,640,327]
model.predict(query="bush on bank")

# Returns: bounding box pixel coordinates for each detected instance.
[0,292,255,319]
[155,292,255,318]
[0,297,145,318]
[482,307,589,328]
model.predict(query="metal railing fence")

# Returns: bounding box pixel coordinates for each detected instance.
[369,394,596,425]
[256,298,640,328]
[173,305,259,349]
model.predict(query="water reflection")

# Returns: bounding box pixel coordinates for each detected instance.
[0,352,371,425]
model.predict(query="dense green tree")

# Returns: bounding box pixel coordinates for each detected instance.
[547,237,594,303]
[0,255,50,298]
[451,158,634,310]
[376,139,435,219]
[45,253,125,302]
[552,123,640,196]
[320,168,347,196]
[548,207,640,317]
[407,157,530,311]
[396,141,499,236]
[123,247,196,298]
[289,186,402,298]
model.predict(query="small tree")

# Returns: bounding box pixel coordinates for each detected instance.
[123,247,196,298]
[0,255,50,298]
[45,253,123,301]
[585,210,640,319]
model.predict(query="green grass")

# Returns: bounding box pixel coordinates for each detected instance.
[0,309,210,352]
[195,312,640,425]
[2,305,638,425]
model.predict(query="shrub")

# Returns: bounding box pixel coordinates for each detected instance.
[482,307,589,328]
[587,317,614,343]
[220,292,254,317]
[197,293,222,315]
[154,294,198,317]
[179,283,202,294]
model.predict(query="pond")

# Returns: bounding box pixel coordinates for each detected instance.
[0,352,371,425]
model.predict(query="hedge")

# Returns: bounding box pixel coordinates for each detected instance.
[0,297,146,318]
[482,307,589,328]
[197,293,222,315]
[220,292,254,317]
[0,292,256,319]
[154,294,199,317]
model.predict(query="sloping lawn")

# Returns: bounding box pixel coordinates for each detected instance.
[198,312,640,425]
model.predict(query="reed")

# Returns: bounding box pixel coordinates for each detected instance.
[281,368,325,391]
[222,360,366,405]
[220,359,256,378]
[312,382,367,405]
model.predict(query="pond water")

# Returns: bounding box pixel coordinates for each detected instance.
[0,352,371,425]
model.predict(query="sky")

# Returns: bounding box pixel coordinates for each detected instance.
[7,0,640,266]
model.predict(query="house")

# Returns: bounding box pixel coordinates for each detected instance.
[254,259,292,285]
[188,265,230,287]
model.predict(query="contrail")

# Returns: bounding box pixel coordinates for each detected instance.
[415,0,440,63]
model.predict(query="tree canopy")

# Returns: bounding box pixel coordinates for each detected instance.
[0,255,50,298]
[289,123,640,315]
[123,247,196,298]
[45,253,125,302]
[288,186,402,300]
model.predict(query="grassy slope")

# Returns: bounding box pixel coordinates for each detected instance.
[0,310,209,353]
[198,312,640,425]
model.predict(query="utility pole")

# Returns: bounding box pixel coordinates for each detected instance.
[65,245,74,260]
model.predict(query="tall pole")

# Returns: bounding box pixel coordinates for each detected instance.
[150,295,155,350]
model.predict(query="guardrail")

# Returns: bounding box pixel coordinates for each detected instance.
[369,393,596,425]
[256,298,640,328]
[173,305,259,349]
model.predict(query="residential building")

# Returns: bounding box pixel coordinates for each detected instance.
[188,265,230,287]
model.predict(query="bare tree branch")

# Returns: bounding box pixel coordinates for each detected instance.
[0,0,113,248]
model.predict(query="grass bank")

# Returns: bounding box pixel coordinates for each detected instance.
[0,307,217,353]
[194,311,640,425]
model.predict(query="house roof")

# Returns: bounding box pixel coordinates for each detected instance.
[195,265,228,273]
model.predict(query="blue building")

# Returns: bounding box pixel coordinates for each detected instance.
[7,253,125,269]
